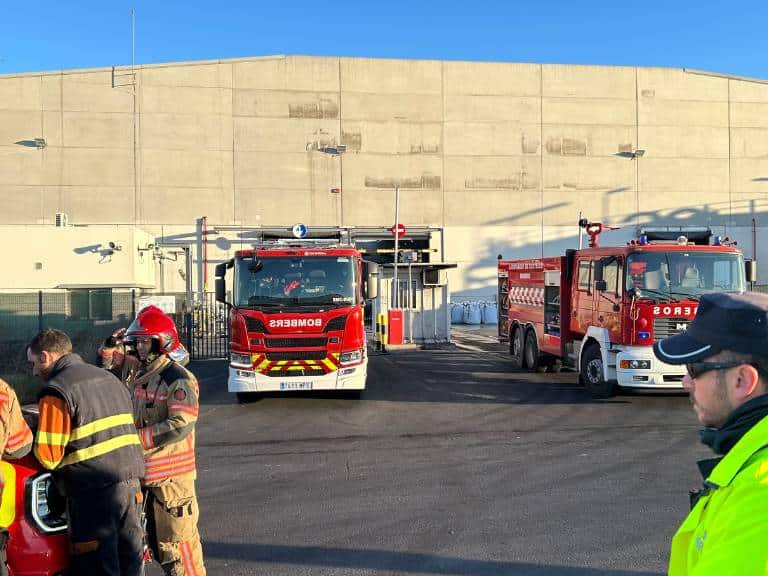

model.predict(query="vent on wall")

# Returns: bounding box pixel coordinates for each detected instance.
[55,213,69,227]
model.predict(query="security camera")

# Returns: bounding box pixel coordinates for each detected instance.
[108,241,123,251]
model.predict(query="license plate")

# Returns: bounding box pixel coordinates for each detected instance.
[280,381,313,390]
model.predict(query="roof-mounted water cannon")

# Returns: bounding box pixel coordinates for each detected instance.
[579,218,619,248]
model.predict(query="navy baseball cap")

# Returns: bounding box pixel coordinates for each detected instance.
[653,292,768,364]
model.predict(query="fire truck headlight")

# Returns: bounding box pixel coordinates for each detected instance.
[27,472,67,534]
[230,353,252,368]
[340,349,363,365]
[620,359,651,370]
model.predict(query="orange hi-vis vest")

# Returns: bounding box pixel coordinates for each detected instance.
[129,355,200,486]
[0,378,33,460]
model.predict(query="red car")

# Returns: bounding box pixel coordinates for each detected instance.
[0,407,69,575]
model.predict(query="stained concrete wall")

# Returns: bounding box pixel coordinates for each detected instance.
[1,56,767,295]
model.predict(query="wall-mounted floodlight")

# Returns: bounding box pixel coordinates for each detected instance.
[34,138,47,149]
[633,149,645,158]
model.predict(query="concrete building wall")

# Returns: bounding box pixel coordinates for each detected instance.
[0,226,155,290]
[1,55,767,295]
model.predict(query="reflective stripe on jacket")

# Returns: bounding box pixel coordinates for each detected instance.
[669,414,768,576]
[38,353,145,496]
[128,355,200,486]
[0,378,32,460]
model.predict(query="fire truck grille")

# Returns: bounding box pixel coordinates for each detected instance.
[653,318,691,341]
[265,337,327,348]
[265,366,325,378]
[265,351,328,361]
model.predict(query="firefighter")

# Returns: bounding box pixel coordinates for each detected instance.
[122,308,206,576]
[27,328,145,576]
[98,306,189,380]
[0,377,34,576]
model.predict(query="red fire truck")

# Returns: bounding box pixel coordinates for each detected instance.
[215,233,378,401]
[498,223,754,397]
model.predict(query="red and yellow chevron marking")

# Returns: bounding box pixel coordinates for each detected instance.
[251,353,340,374]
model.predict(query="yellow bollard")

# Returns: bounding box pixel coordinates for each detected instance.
[380,312,388,349]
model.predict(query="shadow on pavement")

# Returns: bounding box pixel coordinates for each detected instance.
[203,541,662,576]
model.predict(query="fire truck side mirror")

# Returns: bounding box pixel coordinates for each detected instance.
[215,260,232,305]
[746,260,757,284]
[595,280,608,292]
[362,261,379,300]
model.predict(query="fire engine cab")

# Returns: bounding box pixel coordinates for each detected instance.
[216,229,378,402]
[498,222,754,397]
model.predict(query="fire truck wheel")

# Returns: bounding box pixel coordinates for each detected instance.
[510,326,525,369]
[524,330,546,373]
[581,345,616,398]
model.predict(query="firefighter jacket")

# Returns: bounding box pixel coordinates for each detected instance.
[129,355,199,487]
[35,354,145,497]
[0,377,33,521]
[668,413,768,575]
[0,378,33,460]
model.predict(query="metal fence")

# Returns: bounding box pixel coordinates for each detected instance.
[0,290,229,377]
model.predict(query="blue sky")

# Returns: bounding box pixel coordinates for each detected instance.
[1,1,767,78]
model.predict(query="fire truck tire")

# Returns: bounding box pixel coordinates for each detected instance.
[580,344,616,398]
[509,326,525,369]
[524,330,546,373]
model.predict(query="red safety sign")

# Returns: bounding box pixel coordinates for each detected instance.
[390,223,407,238]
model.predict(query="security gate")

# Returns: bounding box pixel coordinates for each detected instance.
[185,294,229,360]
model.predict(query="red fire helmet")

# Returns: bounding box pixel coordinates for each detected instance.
[124,306,180,355]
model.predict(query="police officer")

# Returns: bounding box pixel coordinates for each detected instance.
[122,308,206,576]
[653,292,768,575]
[0,377,33,576]
[27,328,145,576]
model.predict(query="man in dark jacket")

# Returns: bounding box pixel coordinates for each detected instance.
[27,328,146,576]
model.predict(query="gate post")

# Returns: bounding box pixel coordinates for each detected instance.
[38,290,43,332]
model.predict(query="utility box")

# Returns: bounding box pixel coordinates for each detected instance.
[387,309,404,345]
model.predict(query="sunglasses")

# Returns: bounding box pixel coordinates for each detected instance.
[685,362,755,379]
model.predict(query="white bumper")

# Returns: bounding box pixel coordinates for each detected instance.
[228,363,367,393]
[615,347,685,389]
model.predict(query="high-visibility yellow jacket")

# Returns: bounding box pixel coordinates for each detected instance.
[669,413,768,576]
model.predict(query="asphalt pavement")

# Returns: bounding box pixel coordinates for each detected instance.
[159,327,705,575]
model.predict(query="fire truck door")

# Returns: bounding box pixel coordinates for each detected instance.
[593,256,622,342]
[570,258,595,338]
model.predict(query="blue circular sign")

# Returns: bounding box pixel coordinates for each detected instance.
[292,223,308,239]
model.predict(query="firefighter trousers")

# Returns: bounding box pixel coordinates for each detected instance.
[66,478,144,576]
[145,477,206,576]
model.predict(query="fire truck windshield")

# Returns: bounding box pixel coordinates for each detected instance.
[234,256,357,308]
[626,251,745,300]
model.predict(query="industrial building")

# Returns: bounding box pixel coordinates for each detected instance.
[2,54,767,298]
